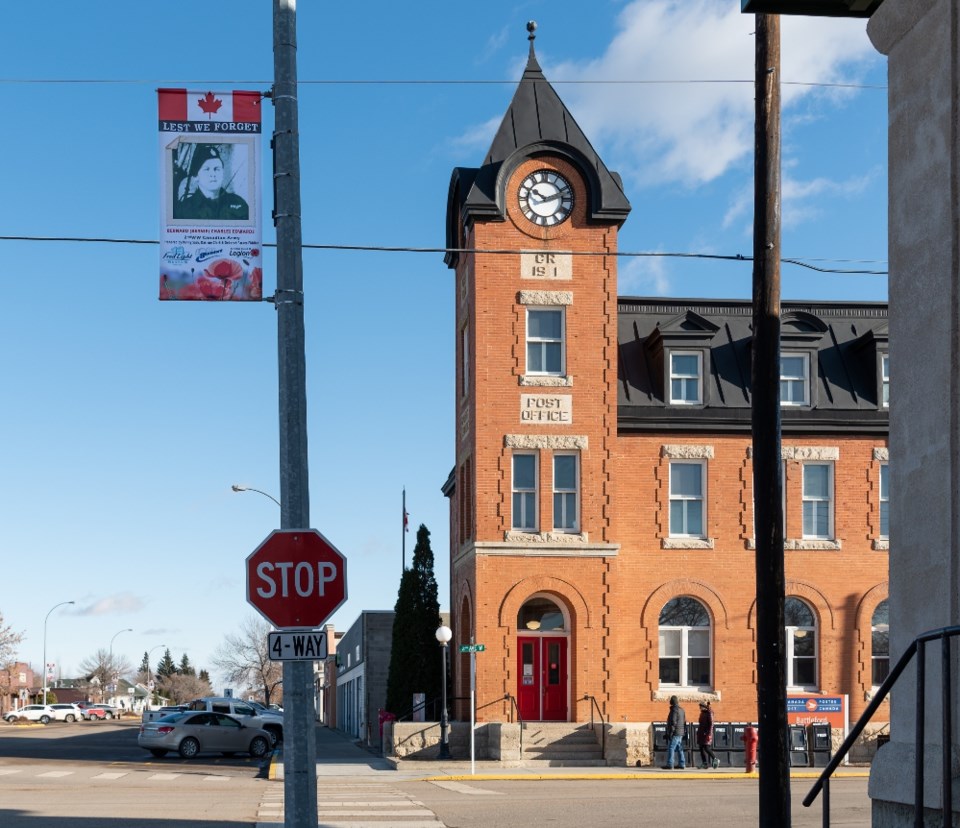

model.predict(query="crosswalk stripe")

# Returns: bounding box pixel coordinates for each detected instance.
[37,771,73,778]
[0,770,23,776]
[92,772,127,780]
[148,773,181,781]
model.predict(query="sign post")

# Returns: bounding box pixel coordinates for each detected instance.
[460,643,485,774]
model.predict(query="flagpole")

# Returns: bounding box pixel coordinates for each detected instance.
[402,487,407,571]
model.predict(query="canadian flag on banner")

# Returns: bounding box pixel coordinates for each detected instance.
[158,89,261,124]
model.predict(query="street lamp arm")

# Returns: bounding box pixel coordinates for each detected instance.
[231,484,281,508]
[42,600,74,706]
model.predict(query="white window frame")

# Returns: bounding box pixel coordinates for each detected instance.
[552,452,579,532]
[658,597,712,690]
[526,307,565,376]
[785,598,818,690]
[669,351,702,405]
[879,463,889,540]
[802,462,834,539]
[669,460,706,538]
[881,353,890,408]
[780,352,810,407]
[511,453,538,532]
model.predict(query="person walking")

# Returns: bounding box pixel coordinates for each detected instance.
[697,701,720,769]
[662,695,687,769]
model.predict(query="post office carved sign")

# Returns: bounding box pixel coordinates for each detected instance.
[520,394,572,424]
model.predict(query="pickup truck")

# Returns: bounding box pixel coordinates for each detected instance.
[182,697,284,745]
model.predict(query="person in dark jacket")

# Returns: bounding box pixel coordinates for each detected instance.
[662,695,687,769]
[697,701,720,769]
[174,144,249,221]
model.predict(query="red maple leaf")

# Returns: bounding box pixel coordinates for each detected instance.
[197,92,222,115]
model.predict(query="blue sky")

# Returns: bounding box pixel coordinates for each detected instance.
[0,1,886,688]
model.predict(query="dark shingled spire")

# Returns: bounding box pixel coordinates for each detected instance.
[445,21,631,267]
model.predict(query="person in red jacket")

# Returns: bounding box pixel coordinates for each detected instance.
[697,701,720,769]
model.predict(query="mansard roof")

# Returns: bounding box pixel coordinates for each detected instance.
[445,25,630,268]
[618,297,889,434]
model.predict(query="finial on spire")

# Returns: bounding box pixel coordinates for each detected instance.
[527,20,537,42]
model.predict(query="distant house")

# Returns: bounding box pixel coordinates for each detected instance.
[0,662,37,712]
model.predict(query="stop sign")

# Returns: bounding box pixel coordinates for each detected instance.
[246,530,347,628]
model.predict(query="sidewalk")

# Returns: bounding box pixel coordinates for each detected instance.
[271,725,870,783]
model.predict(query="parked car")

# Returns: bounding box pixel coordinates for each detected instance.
[183,697,283,745]
[4,705,55,724]
[49,703,83,723]
[82,704,118,720]
[137,711,272,759]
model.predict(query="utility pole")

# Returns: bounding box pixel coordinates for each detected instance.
[272,2,317,827]
[752,13,790,827]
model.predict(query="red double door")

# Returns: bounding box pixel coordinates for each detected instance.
[517,636,568,721]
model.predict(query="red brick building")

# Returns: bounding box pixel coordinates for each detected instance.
[442,30,889,743]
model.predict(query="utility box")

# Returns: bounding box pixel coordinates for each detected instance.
[789,724,810,767]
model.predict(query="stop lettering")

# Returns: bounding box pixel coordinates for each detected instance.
[246,529,348,628]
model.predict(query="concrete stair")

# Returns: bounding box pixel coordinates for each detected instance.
[520,722,606,766]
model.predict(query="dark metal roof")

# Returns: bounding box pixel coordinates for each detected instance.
[741,0,884,17]
[445,26,630,268]
[618,297,889,434]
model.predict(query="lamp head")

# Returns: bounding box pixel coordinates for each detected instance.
[435,625,453,645]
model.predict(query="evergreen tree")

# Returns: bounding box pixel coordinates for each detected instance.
[178,653,195,676]
[385,524,443,716]
[138,651,150,675]
[198,668,210,685]
[156,648,177,679]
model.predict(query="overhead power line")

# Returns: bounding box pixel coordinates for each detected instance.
[0,235,888,275]
[0,78,886,90]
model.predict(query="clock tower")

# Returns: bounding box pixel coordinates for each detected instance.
[444,22,630,723]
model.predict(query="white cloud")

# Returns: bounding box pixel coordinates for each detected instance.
[545,0,878,188]
[76,592,146,616]
[619,254,673,296]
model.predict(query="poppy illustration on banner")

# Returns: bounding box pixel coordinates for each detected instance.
[158,89,263,301]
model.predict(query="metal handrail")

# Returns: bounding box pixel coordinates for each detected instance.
[803,624,960,827]
[581,694,606,759]
[503,693,523,756]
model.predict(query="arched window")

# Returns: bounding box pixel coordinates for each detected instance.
[518,596,566,632]
[872,600,889,687]
[785,597,817,689]
[658,597,711,689]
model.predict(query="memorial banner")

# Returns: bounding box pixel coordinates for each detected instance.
[158,89,263,300]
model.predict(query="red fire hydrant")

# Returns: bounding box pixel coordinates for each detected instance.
[743,725,758,773]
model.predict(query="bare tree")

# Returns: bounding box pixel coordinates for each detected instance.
[159,672,212,704]
[212,616,282,705]
[0,611,25,707]
[78,649,134,702]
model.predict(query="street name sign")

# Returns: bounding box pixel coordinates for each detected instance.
[268,631,328,662]
[246,529,347,628]
[460,644,485,652]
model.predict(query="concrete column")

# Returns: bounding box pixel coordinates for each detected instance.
[868,0,960,823]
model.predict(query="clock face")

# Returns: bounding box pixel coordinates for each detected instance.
[517,170,574,227]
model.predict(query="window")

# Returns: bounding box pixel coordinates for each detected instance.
[553,453,578,532]
[669,461,705,537]
[526,308,564,375]
[512,453,537,531]
[460,323,469,398]
[780,353,810,406]
[802,463,833,539]
[658,597,711,688]
[785,598,817,689]
[872,600,889,687]
[881,354,889,408]
[669,351,702,405]
[879,463,889,539]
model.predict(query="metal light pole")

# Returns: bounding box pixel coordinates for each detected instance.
[145,644,166,708]
[231,484,281,508]
[42,600,74,705]
[436,625,452,760]
[108,628,132,704]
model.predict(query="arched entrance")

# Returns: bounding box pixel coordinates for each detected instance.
[516,595,569,721]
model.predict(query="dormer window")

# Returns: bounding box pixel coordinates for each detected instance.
[880,354,889,408]
[780,353,810,406]
[669,351,702,405]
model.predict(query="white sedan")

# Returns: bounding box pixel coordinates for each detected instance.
[5,705,55,724]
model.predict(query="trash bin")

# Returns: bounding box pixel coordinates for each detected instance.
[789,724,810,767]
[809,723,832,767]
